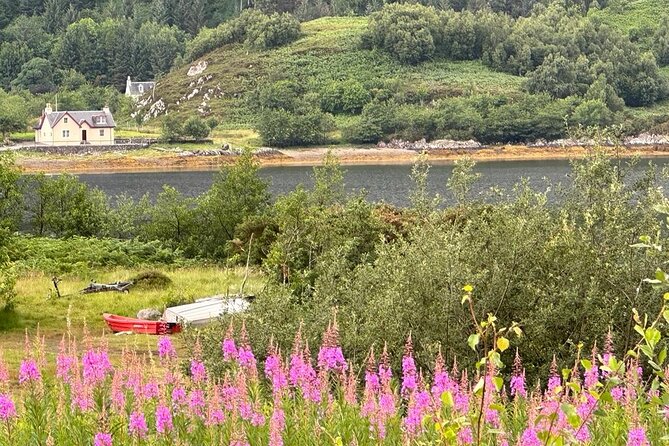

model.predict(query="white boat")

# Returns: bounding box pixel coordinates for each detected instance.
[163,295,251,327]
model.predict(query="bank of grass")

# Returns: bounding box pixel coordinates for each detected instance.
[592,0,667,35]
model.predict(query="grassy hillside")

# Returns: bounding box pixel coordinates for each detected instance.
[592,0,667,34]
[139,16,523,143]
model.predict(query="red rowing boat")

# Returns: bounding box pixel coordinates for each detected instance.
[103,313,181,335]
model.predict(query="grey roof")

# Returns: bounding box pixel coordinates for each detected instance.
[35,110,116,129]
[126,81,155,96]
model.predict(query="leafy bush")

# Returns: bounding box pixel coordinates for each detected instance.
[320,79,371,114]
[183,116,211,140]
[246,12,301,49]
[129,270,173,290]
[187,10,301,61]
[365,3,441,64]
[256,107,334,147]
[8,236,184,274]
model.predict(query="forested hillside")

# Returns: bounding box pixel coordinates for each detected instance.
[2,0,669,146]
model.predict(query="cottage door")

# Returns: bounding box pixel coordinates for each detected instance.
[82,130,87,142]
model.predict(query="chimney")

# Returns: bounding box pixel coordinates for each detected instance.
[126,76,131,94]
[102,105,110,114]
[44,103,52,115]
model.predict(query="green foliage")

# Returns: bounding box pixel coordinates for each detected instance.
[235,152,668,378]
[246,12,301,49]
[183,116,211,140]
[8,236,184,274]
[25,174,107,238]
[319,79,370,114]
[11,57,56,94]
[187,10,300,61]
[160,114,184,142]
[0,90,29,139]
[365,3,442,65]
[140,185,195,250]
[256,106,334,147]
[194,151,270,258]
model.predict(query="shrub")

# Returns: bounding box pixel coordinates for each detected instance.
[246,12,301,49]
[160,115,184,142]
[342,100,397,143]
[129,270,173,290]
[320,79,371,114]
[183,117,211,140]
[365,3,441,64]
[256,107,334,147]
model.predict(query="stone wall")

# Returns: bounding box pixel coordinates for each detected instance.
[20,143,149,155]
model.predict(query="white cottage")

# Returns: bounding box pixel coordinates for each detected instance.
[125,76,156,101]
[34,104,115,146]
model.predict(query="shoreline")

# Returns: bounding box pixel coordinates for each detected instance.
[15,144,669,174]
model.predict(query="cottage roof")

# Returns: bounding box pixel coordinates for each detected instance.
[34,109,116,130]
[126,81,155,96]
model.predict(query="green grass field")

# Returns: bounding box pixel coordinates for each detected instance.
[591,0,667,35]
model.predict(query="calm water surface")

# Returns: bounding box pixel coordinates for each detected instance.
[75,158,669,207]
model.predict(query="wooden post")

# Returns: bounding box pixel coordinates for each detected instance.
[52,277,61,299]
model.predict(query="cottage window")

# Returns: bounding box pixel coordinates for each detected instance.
[99,129,105,136]
[62,130,69,137]
[96,116,106,125]
[138,85,144,93]
[64,118,68,123]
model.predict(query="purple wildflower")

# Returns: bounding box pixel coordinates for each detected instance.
[157,336,176,360]
[93,432,112,446]
[156,404,173,434]
[520,427,542,446]
[627,427,650,446]
[82,349,113,384]
[0,394,17,420]
[18,359,41,384]
[190,359,206,382]
[457,426,473,445]
[128,411,148,438]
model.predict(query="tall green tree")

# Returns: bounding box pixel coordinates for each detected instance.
[195,151,270,258]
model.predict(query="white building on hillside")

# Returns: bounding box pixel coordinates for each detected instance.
[125,76,155,101]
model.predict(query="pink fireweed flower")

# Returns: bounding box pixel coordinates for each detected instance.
[156,404,173,434]
[172,386,187,406]
[457,426,473,445]
[510,349,527,398]
[188,388,206,417]
[19,358,41,384]
[71,378,94,412]
[520,427,542,446]
[223,322,238,361]
[264,348,288,396]
[82,348,113,384]
[0,394,17,420]
[190,359,206,382]
[128,411,148,438]
[401,335,417,397]
[344,365,357,405]
[111,372,125,413]
[404,389,431,435]
[627,427,650,446]
[546,356,561,397]
[93,432,112,446]
[269,405,286,446]
[0,356,8,385]
[238,346,256,370]
[317,317,347,374]
[157,336,176,360]
[143,380,159,400]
